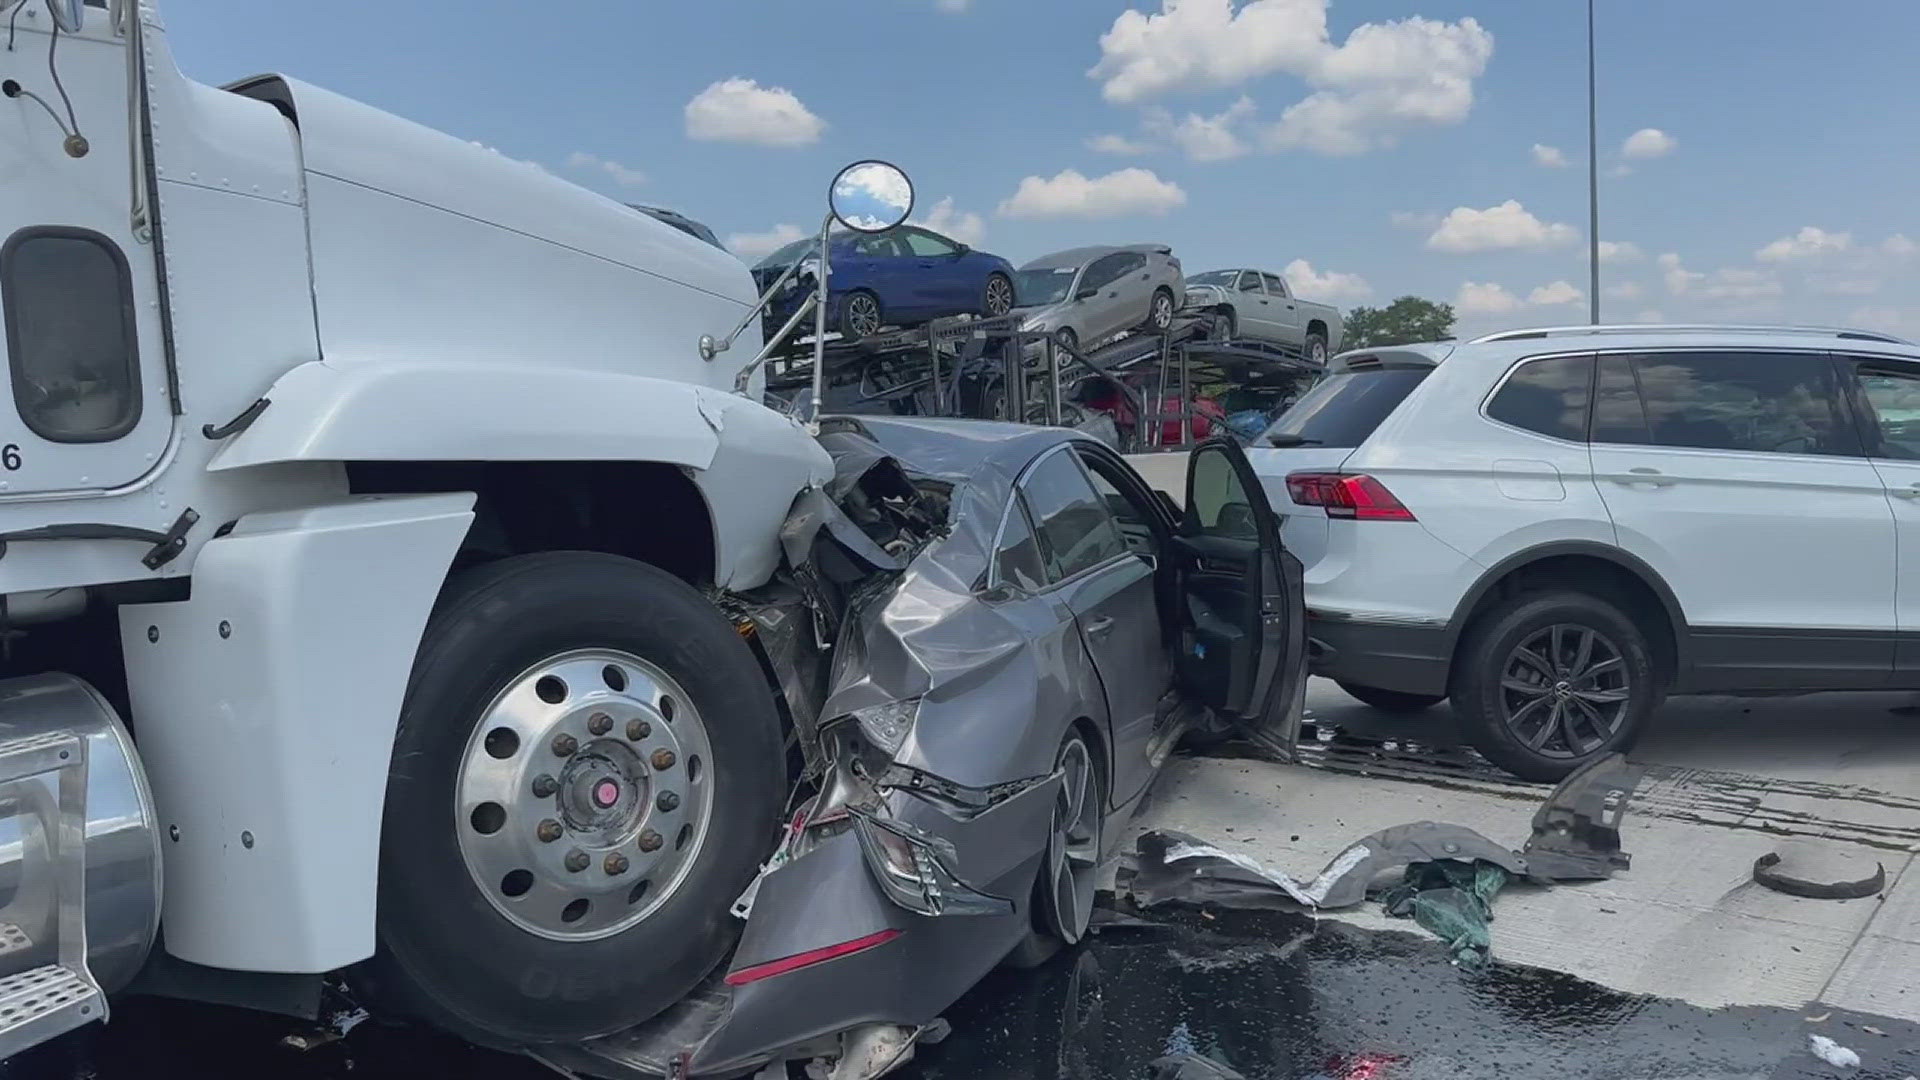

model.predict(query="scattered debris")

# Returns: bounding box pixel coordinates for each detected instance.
[1150,1052,1247,1079]
[1521,754,1641,880]
[1864,1026,1887,1037]
[1753,848,1886,900]
[1809,1034,1861,1068]
[1380,860,1510,969]
[1807,1012,1832,1023]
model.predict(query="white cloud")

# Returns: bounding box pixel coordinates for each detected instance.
[1701,267,1782,300]
[1283,258,1371,302]
[1531,143,1568,168]
[1146,96,1255,162]
[1089,1,1493,155]
[1527,280,1584,306]
[1604,281,1643,301]
[1620,128,1676,159]
[1427,200,1578,253]
[1882,234,1916,258]
[1087,133,1152,155]
[912,196,986,247]
[726,223,806,260]
[1455,281,1522,316]
[1658,252,1702,295]
[1756,226,1852,262]
[684,78,826,147]
[565,151,646,188]
[997,168,1187,219]
[1598,240,1642,263]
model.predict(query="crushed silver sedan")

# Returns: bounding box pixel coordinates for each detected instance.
[548,417,1304,1079]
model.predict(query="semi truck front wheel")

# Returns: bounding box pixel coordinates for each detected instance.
[357,552,784,1045]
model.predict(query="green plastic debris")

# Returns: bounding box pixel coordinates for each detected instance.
[1379,859,1511,969]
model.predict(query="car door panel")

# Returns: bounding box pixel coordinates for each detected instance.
[1262,272,1303,347]
[1588,350,1894,689]
[1177,438,1304,737]
[1843,356,1920,682]
[1235,271,1277,341]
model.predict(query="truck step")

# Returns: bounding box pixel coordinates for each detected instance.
[0,922,33,958]
[0,963,102,1054]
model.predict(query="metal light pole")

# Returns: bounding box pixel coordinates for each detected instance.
[1587,0,1600,324]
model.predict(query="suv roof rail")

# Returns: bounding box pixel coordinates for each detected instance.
[1467,324,1914,346]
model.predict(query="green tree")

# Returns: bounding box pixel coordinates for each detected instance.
[1343,296,1456,349]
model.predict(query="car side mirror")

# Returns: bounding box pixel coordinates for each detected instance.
[1075,286,1099,301]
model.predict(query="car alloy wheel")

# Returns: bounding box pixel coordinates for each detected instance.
[1497,624,1630,760]
[845,293,882,338]
[455,648,717,942]
[984,275,1014,317]
[1150,291,1173,330]
[1308,337,1328,364]
[1039,734,1101,945]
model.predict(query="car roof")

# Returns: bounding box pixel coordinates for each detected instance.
[1021,244,1170,270]
[1445,324,1920,367]
[828,415,1095,483]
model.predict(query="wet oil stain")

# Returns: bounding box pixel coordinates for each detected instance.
[8,908,1915,1079]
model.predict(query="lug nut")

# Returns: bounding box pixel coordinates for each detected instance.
[531,774,559,798]
[551,733,578,757]
[638,829,663,853]
[565,849,590,873]
[651,749,677,770]
[626,719,652,741]
[604,853,630,875]
[537,819,563,843]
[587,712,613,736]
[656,791,681,812]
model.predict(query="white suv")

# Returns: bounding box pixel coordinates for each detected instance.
[1247,324,1920,780]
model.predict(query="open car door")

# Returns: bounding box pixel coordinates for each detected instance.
[1173,438,1307,740]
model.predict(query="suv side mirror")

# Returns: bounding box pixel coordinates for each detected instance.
[1075,286,1099,301]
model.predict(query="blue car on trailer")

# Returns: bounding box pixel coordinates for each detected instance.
[753,225,1017,341]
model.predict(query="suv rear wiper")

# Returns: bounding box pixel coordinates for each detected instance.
[1264,434,1323,447]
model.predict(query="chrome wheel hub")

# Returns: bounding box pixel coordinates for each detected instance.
[455,649,715,941]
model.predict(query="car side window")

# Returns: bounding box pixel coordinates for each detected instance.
[852,234,905,257]
[1236,271,1263,293]
[1078,450,1157,558]
[1485,354,1593,442]
[1020,449,1129,582]
[993,497,1049,592]
[1591,354,1652,444]
[1113,252,1147,278]
[1261,273,1289,297]
[1080,255,1124,291]
[1854,364,1920,460]
[901,229,958,257]
[1627,351,1861,457]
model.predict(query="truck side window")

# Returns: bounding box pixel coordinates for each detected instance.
[2,228,142,442]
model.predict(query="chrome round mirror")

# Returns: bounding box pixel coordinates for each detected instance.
[47,0,84,32]
[828,161,913,234]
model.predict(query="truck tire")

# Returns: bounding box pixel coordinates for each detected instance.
[1305,330,1329,366]
[358,552,784,1045]
[1449,591,1656,782]
[1335,681,1444,715]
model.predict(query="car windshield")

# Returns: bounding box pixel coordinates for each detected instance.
[753,236,819,269]
[1262,368,1430,448]
[1015,267,1078,306]
[1188,270,1240,287]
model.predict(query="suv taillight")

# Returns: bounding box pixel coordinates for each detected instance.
[1285,472,1415,521]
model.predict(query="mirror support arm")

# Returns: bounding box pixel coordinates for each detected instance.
[705,255,806,363]
[732,291,818,395]
[804,212,832,432]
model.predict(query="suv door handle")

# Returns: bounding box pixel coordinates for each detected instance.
[1893,484,1920,500]
[1619,467,1675,488]
[1085,615,1116,636]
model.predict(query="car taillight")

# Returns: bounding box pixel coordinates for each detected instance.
[1285,472,1415,521]
[724,929,902,986]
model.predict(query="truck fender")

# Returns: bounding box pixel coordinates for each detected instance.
[207,360,833,589]
[118,493,475,973]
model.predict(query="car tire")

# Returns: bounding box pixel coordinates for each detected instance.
[1146,288,1175,332]
[984,273,1014,318]
[839,290,883,339]
[1004,728,1104,970]
[1336,681,1444,715]
[1450,591,1657,782]
[355,552,785,1046]
[1305,330,1329,366]
[1210,310,1236,342]
[1054,326,1079,355]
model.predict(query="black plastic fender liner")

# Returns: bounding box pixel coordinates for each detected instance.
[1522,752,1644,881]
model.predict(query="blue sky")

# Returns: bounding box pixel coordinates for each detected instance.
[165,0,1917,338]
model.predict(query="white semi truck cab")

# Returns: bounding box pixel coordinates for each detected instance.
[0,0,847,1056]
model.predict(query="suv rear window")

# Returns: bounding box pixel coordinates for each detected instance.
[1261,368,1428,448]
